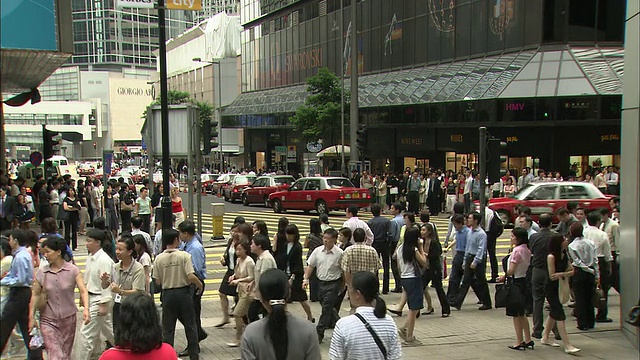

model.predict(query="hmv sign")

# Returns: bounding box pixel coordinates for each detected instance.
[505,102,525,111]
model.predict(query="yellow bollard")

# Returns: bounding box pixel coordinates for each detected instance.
[211,203,225,239]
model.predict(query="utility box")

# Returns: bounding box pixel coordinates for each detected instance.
[211,203,225,239]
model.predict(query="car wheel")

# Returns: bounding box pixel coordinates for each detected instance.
[497,210,511,227]
[263,196,270,208]
[242,194,249,206]
[273,199,283,213]
[315,200,327,215]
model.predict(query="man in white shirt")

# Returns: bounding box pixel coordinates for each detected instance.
[463,171,473,213]
[131,216,153,251]
[583,212,613,323]
[518,216,538,239]
[605,166,619,195]
[79,229,115,359]
[342,205,374,246]
[594,169,607,194]
[248,234,277,322]
[599,208,620,292]
[304,228,344,343]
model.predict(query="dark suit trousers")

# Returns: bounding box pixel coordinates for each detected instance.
[486,234,499,280]
[390,241,402,291]
[0,287,43,359]
[453,256,492,308]
[373,241,390,293]
[596,258,611,320]
[162,287,200,359]
[573,269,596,329]
[446,251,465,302]
[532,267,558,337]
[317,279,342,336]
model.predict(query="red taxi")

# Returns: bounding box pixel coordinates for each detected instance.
[223,175,257,203]
[269,177,371,215]
[486,181,611,226]
[242,175,295,207]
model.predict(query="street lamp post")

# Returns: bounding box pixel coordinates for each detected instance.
[193,58,223,173]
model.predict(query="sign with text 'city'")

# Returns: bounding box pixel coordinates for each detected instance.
[116,0,202,10]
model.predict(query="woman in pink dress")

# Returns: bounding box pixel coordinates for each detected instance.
[29,235,90,360]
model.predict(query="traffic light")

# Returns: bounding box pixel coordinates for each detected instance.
[356,126,367,153]
[487,137,508,183]
[202,117,219,155]
[43,125,61,160]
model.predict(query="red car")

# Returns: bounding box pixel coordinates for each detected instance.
[242,175,295,207]
[223,175,257,203]
[269,177,371,215]
[485,181,612,225]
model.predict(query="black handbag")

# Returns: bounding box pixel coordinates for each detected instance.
[495,283,509,308]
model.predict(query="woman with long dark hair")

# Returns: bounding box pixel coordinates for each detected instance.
[272,217,289,271]
[99,293,177,359]
[329,271,402,359]
[393,227,426,346]
[133,234,152,294]
[240,269,320,360]
[284,224,313,321]
[253,220,269,238]
[420,223,450,317]
[304,218,323,302]
[542,234,580,354]
[62,187,81,250]
[103,182,119,239]
[497,228,533,350]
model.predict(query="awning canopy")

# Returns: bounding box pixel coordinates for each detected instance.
[316,145,350,157]
[223,46,624,116]
[212,145,243,154]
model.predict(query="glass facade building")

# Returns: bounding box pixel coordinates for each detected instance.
[70,0,194,67]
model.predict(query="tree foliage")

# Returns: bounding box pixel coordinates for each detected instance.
[289,67,348,143]
[142,89,214,127]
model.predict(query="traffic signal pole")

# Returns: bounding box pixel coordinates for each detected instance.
[349,0,359,166]
[157,0,172,231]
[479,127,487,225]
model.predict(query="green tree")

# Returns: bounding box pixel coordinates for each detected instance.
[289,67,348,143]
[142,90,214,127]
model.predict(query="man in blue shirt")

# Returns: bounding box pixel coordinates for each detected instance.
[451,212,493,310]
[0,230,43,359]
[388,202,405,293]
[178,220,208,345]
[445,214,469,303]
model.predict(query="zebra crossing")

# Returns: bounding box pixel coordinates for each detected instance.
[71,210,514,302]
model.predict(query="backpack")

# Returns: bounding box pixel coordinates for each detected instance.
[488,210,504,238]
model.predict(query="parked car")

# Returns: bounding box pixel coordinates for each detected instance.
[241,175,295,207]
[484,181,612,226]
[199,173,219,193]
[213,173,236,195]
[268,177,371,215]
[223,175,257,203]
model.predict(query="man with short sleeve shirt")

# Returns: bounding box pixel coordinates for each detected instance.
[154,229,203,360]
[342,205,374,246]
[583,212,613,323]
[78,229,116,360]
[451,212,492,310]
[248,234,277,322]
[0,230,43,359]
[179,220,208,342]
[304,228,344,343]
[600,208,620,292]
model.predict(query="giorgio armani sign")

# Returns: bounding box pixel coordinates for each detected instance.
[117,87,154,96]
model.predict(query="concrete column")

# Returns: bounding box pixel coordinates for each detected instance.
[620,0,640,349]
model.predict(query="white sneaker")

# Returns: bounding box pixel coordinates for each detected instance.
[565,347,581,355]
[402,337,422,347]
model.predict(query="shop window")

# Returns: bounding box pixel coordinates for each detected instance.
[567,0,597,42]
[600,95,622,120]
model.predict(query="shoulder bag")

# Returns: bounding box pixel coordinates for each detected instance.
[354,313,387,360]
[35,272,48,312]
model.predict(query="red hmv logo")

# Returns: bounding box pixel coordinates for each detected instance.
[505,102,525,111]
